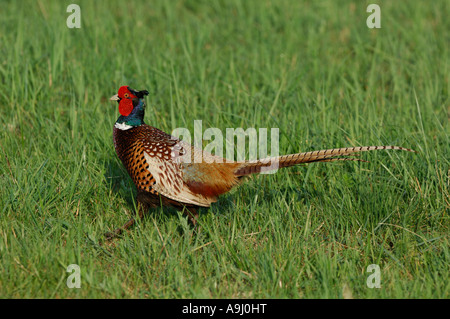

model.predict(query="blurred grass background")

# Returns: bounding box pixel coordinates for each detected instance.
[0,0,448,298]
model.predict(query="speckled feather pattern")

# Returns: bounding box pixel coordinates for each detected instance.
[113,124,240,208]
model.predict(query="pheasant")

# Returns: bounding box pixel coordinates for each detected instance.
[107,86,413,238]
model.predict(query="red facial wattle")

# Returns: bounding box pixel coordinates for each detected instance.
[117,86,137,117]
[119,98,134,116]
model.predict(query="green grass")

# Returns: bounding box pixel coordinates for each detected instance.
[0,0,448,299]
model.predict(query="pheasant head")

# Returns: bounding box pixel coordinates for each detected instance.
[111,86,149,128]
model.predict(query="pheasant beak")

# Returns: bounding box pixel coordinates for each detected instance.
[110,94,120,101]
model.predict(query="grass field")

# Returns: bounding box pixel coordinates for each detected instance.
[0,0,448,299]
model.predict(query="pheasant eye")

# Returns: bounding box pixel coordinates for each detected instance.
[124,93,129,98]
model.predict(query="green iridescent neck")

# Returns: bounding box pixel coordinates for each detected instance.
[116,98,146,127]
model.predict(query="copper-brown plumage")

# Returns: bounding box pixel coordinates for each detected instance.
[106,86,414,239]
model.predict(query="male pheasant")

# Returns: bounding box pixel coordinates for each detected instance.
[107,86,413,238]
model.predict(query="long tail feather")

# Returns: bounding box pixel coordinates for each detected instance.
[234,145,414,177]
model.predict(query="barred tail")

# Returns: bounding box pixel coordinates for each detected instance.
[234,145,414,177]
